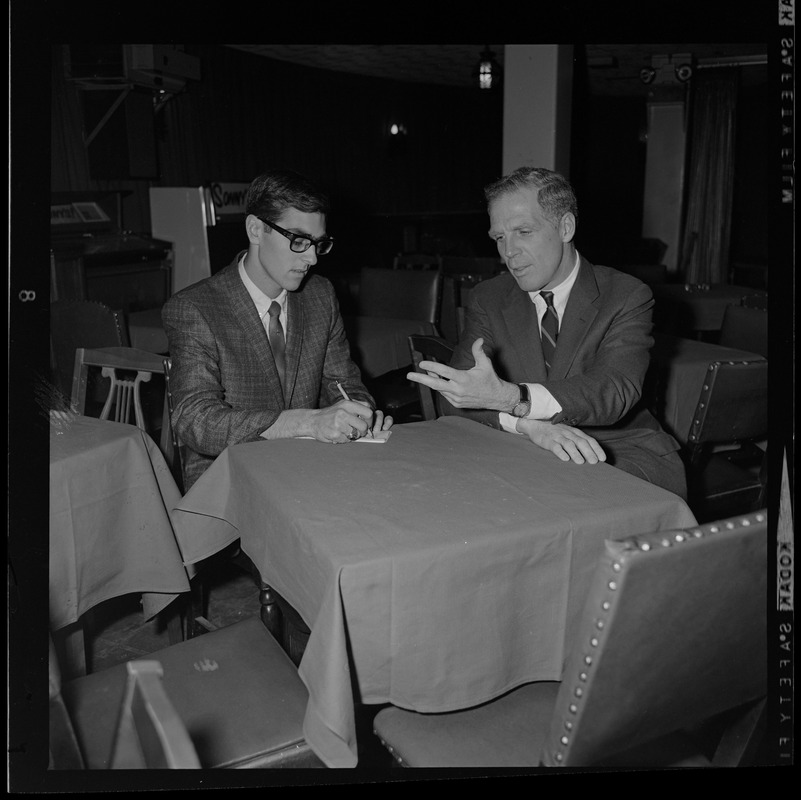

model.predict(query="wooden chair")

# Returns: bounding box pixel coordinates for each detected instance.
[684,359,768,523]
[719,303,768,359]
[51,300,129,400]
[373,510,768,768]
[53,617,324,769]
[392,252,442,271]
[408,334,455,421]
[440,255,504,276]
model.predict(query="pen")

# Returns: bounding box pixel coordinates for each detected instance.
[335,381,374,437]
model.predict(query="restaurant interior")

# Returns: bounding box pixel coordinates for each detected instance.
[24,42,790,783]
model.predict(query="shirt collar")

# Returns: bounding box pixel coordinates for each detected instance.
[238,257,287,318]
[528,249,581,306]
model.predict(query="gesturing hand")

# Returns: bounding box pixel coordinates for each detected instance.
[516,418,607,465]
[406,338,516,411]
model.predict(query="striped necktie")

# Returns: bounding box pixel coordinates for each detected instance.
[540,290,559,374]
[266,301,286,390]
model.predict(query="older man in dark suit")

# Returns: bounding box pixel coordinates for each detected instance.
[408,166,686,499]
[163,168,392,490]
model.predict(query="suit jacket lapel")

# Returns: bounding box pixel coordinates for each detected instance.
[550,257,600,379]
[283,290,304,405]
[501,283,547,380]
[219,259,286,404]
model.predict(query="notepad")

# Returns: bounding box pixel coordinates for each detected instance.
[357,430,392,443]
[295,430,392,443]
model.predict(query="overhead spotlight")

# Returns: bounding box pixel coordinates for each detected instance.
[473,46,503,90]
[675,63,694,83]
[639,67,656,85]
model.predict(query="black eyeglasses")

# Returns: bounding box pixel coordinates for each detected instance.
[258,217,334,255]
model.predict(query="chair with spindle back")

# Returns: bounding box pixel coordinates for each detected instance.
[373,511,768,768]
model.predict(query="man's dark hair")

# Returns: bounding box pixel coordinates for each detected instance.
[484,166,578,225]
[245,168,330,221]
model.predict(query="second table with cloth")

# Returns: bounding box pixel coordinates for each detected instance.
[50,413,191,675]
[170,416,697,767]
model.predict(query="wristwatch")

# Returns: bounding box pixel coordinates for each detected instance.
[511,383,531,418]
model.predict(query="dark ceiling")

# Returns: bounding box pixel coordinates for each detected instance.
[225,44,767,97]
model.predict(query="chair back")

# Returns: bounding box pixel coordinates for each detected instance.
[408,334,455,420]
[71,347,179,487]
[51,300,129,398]
[393,253,442,270]
[719,304,768,359]
[109,660,201,769]
[359,267,443,327]
[687,359,768,450]
[542,511,767,767]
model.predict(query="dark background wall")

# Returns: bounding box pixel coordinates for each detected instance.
[51,43,768,277]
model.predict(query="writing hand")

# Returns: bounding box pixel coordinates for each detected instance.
[516,418,607,465]
[406,338,517,411]
[309,399,373,443]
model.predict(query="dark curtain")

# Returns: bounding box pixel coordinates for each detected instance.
[680,68,739,284]
[50,45,91,192]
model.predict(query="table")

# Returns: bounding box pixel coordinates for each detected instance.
[648,334,768,445]
[170,416,696,767]
[343,315,437,379]
[50,413,190,675]
[127,307,168,353]
[651,284,765,334]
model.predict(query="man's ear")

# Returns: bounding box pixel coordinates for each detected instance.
[560,212,576,243]
[245,214,264,244]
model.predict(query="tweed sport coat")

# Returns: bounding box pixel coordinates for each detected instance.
[443,255,682,481]
[162,255,373,490]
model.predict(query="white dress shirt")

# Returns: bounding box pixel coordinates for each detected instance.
[499,251,581,433]
[238,258,288,337]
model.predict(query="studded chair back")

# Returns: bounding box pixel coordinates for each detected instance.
[541,511,767,766]
[719,304,768,359]
[373,511,768,768]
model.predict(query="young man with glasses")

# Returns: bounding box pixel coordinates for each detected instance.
[163,168,392,491]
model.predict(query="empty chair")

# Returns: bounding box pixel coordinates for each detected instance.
[684,359,768,523]
[408,334,455,421]
[373,510,768,768]
[392,252,442,271]
[719,304,768,359]
[51,300,129,400]
[358,267,443,327]
[55,617,324,769]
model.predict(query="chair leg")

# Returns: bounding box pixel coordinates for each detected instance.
[257,581,283,640]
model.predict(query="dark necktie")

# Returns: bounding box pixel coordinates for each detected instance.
[267,301,286,390]
[540,290,559,374]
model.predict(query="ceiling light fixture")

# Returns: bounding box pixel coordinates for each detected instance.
[474,47,502,90]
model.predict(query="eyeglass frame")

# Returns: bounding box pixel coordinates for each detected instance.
[257,216,334,255]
